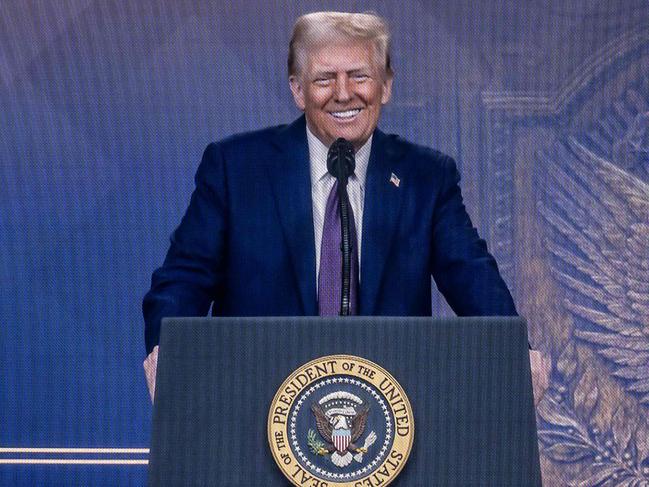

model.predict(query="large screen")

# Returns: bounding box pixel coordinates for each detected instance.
[1,2,648,485]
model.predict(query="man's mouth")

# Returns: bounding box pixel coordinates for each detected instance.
[329,108,362,120]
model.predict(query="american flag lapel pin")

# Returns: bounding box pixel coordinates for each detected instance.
[389,172,400,188]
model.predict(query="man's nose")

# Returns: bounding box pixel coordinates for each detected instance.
[333,74,352,103]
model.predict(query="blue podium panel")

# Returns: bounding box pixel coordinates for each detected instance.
[148,317,541,486]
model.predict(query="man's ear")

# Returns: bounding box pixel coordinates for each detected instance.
[289,75,306,111]
[380,73,393,105]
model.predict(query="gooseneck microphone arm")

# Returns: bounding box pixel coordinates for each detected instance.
[326,138,356,316]
[338,178,352,315]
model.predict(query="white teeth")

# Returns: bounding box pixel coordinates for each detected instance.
[331,109,361,119]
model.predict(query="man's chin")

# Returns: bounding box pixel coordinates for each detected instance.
[309,123,368,148]
[327,128,367,147]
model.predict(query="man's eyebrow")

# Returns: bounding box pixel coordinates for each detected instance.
[312,70,337,78]
[348,68,370,75]
[311,67,371,77]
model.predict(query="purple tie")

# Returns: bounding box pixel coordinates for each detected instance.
[318,180,359,315]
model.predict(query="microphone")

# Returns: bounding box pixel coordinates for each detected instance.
[326,138,356,316]
[327,138,355,186]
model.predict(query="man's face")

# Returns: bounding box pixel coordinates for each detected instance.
[289,40,393,151]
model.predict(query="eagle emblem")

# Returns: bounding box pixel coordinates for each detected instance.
[308,391,377,467]
[268,355,413,485]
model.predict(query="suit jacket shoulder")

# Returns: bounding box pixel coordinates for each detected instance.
[375,130,459,183]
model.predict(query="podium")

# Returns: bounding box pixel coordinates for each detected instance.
[148,317,541,486]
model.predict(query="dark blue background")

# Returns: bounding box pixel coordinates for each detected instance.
[1,1,647,485]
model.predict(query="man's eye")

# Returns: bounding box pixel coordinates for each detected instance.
[314,78,331,86]
[353,75,369,82]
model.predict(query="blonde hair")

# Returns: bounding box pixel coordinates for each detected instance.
[288,11,392,79]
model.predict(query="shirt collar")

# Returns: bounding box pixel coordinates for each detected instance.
[306,125,372,187]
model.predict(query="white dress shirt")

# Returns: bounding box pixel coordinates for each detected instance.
[306,126,372,284]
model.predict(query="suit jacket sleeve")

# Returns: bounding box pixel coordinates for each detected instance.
[142,143,227,354]
[430,156,517,316]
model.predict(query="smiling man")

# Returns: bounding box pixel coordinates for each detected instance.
[143,11,550,403]
[287,16,393,151]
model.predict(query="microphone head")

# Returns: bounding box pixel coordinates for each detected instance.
[327,138,356,182]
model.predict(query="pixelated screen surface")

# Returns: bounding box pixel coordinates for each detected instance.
[1,1,647,485]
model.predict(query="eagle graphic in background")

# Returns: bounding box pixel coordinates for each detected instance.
[540,109,649,406]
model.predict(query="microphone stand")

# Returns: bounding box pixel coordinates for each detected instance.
[337,178,352,316]
[327,138,356,317]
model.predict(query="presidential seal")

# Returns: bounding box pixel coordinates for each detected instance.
[268,355,414,487]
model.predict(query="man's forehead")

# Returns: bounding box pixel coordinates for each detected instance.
[305,41,377,72]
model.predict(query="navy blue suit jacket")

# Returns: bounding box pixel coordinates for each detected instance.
[143,116,516,354]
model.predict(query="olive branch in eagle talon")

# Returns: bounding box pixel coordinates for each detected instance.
[307,429,328,456]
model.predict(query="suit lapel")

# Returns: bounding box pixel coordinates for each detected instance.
[266,116,318,315]
[360,129,407,315]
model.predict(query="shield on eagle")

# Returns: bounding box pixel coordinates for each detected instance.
[332,429,351,453]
